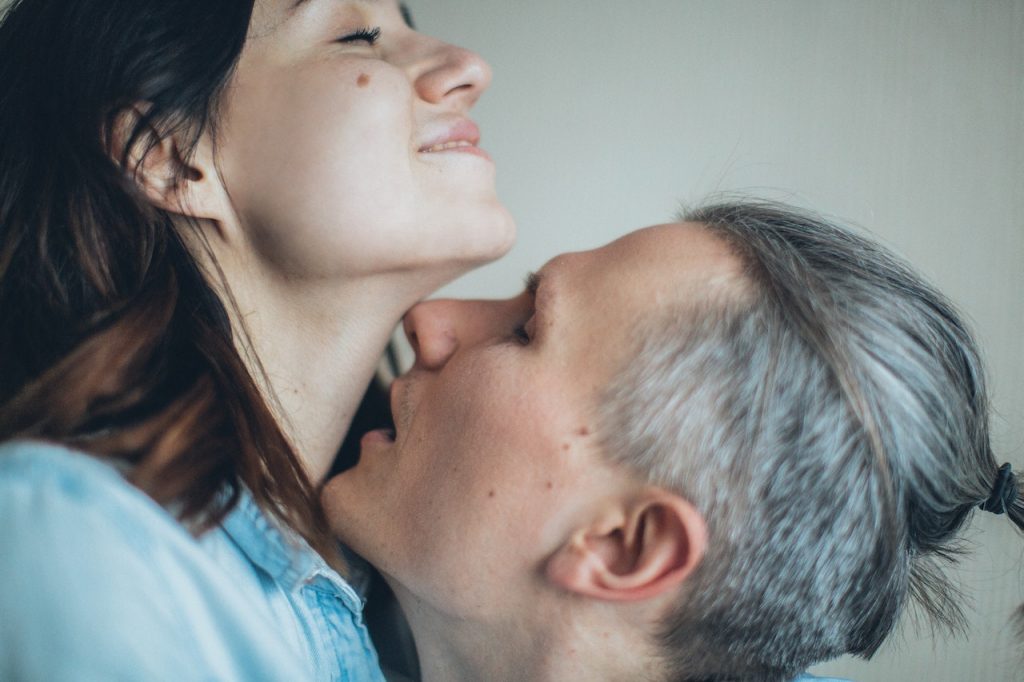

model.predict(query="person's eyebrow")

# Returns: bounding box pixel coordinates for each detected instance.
[525,271,541,298]
[289,0,409,18]
[293,0,382,6]
[289,0,413,28]
[524,270,557,338]
[399,3,414,28]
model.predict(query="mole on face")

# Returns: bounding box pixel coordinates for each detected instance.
[357,73,370,87]
[577,426,590,437]
[488,490,496,498]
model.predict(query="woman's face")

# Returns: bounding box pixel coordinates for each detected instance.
[211,0,514,280]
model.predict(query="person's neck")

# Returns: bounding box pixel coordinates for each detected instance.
[398,589,649,682]
[223,265,454,484]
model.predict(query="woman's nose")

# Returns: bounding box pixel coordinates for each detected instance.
[412,40,492,109]
[403,300,460,370]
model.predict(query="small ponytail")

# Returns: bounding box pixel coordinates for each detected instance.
[981,462,1019,515]
[980,462,1022,527]
[979,461,1024,652]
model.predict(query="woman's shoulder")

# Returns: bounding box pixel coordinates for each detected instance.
[0,438,208,599]
[2,437,138,492]
[0,439,182,547]
[0,439,311,678]
[2,437,141,490]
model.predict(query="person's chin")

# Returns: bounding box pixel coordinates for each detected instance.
[481,207,517,260]
[450,208,517,268]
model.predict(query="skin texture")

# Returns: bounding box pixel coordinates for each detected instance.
[152,0,515,482]
[323,223,736,682]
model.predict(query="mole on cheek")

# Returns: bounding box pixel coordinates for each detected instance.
[357,73,370,87]
[577,426,590,437]
[487,490,496,498]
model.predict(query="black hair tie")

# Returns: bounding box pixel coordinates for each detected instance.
[980,463,1018,515]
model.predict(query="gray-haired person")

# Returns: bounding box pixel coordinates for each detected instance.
[323,200,1022,682]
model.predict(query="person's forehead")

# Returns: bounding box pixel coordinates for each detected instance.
[529,223,741,383]
[607,221,729,264]
[541,222,737,301]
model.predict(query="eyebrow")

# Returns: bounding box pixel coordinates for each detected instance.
[293,0,382,7]
[523,270,556,338]
[290,0,414,27]
[400,3,414,28]
[525,271,541,297]
[289,0,409,15]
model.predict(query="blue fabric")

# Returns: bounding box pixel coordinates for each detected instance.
[0,440,385,681]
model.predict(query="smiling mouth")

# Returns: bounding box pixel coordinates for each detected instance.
[419,140,476,153]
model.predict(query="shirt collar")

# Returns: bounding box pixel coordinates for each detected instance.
[220,489,364,614]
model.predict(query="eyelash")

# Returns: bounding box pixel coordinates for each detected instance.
[337,26,381,45]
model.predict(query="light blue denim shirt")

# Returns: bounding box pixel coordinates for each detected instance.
[0,440,385,681]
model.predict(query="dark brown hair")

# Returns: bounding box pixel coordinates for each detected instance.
[0,0,340,564]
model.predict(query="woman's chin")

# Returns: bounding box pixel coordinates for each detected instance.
[452,207,518,265]
[393,217,516,281]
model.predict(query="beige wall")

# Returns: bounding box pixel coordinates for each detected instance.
[420,1,1023,679]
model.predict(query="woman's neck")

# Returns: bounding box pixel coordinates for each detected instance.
[224,267,445,484]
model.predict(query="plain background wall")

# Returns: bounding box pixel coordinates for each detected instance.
[415,1,1024,680]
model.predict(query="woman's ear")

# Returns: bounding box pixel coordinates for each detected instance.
[108,104,228,224]
[544,491,707,602]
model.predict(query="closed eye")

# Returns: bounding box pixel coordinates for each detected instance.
[508,271,542,346]
[337,26,381,45]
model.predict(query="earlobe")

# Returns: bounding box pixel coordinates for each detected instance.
[545,493,707,603]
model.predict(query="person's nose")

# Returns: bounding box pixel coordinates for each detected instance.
[403,299,462,370]
[409,38,492,110]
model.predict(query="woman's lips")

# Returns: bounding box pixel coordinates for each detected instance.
[421,139,474,153]
[421,144,491,160]
[418,140,491,161]
[417,119,491,160]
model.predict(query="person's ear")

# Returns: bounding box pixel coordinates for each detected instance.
[108,104,228,224]
[545,491,707,602]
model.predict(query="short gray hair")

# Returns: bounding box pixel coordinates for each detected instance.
[597,200,1021,681]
